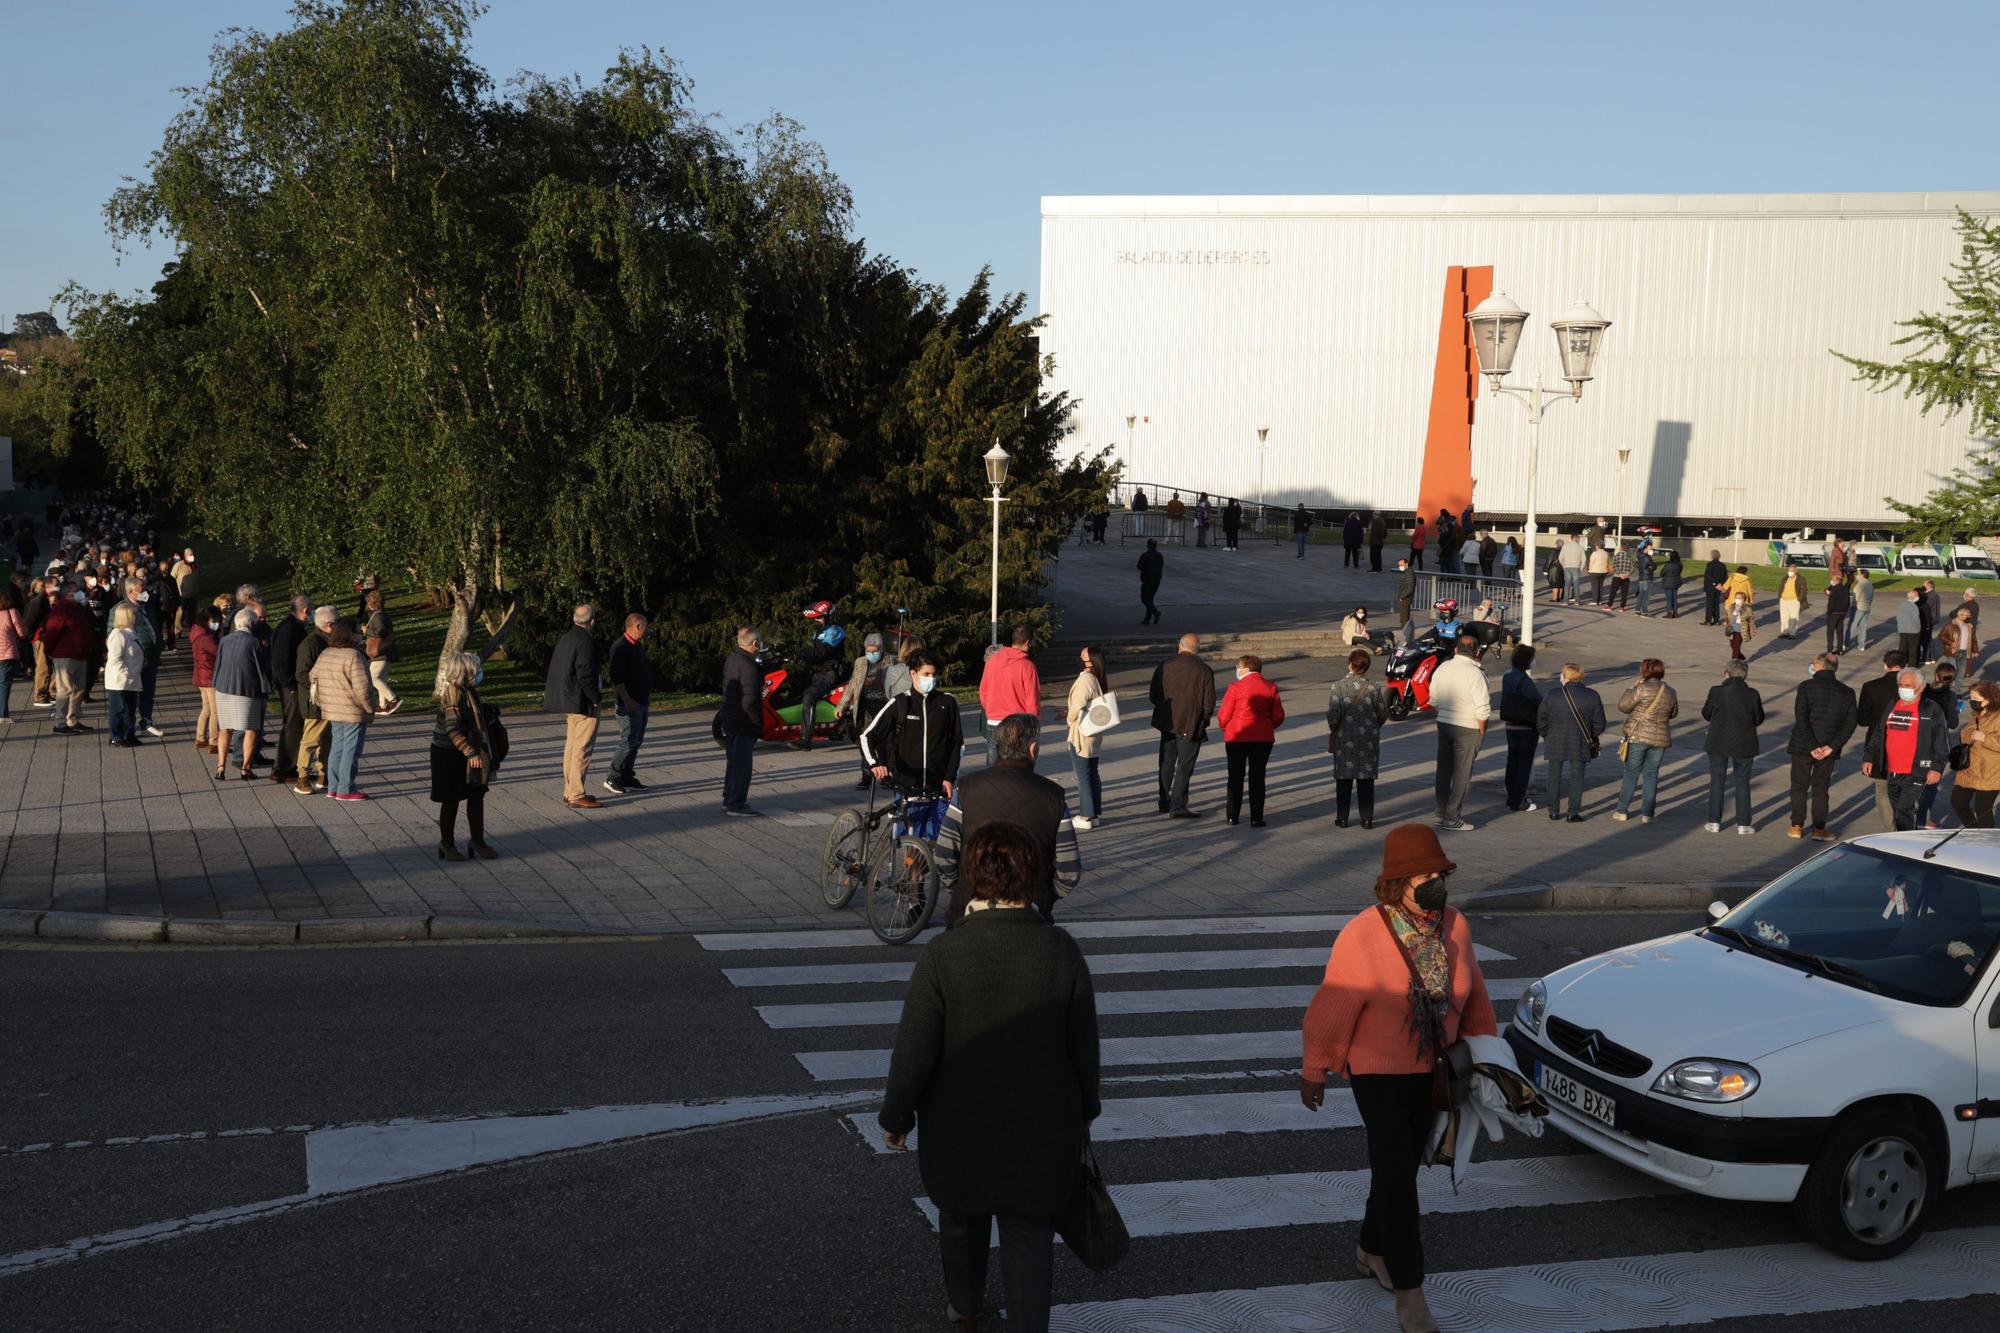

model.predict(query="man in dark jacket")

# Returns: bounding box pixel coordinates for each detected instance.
[1136,539,1164,624]
[1857,648,1908,830]
[860,651,963,797]
[1822,574,1853,658]
[1394,558,1417,637]
[541,603,603,809]
[267,594,311,785]
[1341,512,1363,567]
[604,613,652,795]
[1367,512,1388,572]
[1863,669,1953,831]
[935,714,1081,923]
[1702,550,1728,625]
[1153,634,1216,818]
[1701,660,1765,833]
[1293,504,1313,558]
[1786,653,1857,840]
[717,626,765,816]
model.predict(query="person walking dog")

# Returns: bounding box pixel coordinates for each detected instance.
[1302,824,1497,1333]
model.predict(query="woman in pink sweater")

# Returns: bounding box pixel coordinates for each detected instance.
[1300,824,1497,1333]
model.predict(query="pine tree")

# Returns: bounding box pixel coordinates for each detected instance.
[1838,208,2000,540]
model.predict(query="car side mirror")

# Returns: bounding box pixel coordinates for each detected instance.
[1707,901,1729,923]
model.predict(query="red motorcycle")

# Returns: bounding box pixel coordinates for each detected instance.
[1384,633,1453,721]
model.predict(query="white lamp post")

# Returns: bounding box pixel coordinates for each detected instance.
[1465,293,1612,647]
[1124,414,1137,494]
[1616,446,1632,543]
[1256,426,1270,513]
[984,440,1012,647]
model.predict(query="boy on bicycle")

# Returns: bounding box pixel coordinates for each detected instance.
[859,650,963,802]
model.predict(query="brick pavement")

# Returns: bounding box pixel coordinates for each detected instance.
[1,540,1967,933]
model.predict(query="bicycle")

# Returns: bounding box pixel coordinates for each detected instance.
[819,782,947,945]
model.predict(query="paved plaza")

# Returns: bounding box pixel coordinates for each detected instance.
[0,538,1941,933]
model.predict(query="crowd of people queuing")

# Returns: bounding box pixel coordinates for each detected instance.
[0,498,506,860]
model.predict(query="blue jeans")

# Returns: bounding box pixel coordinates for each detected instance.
[1708,754,1753,827]
[1562,568,1581,600]
[0,660,15,719]
[722,733,757,810]
[1635,581,1653,615]
[1616,743,1665,816]
[107,689,137,743]
[609,706,649,783]
[1070,752,1102,820]
[328,721,367,795]
[1847,608,1869,651]
[1295,531,1308,556]
[1547,758,1587,816]
[1664,586,1680,616]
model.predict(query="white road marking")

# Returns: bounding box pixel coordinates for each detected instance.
[803,1030,1302,1081]
[698,915,1514,959]
[852,1089,1356,1153]
[915,1153,1672,1239]
[762,976,1529,1029]
[1046,1226,2000,1331]
[724,942,1511,987]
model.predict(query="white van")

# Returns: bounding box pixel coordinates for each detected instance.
[1777,540,1828,569]
[1848,543,1894,573]
[1940,544,1999,579]
[1897,545,1947,575]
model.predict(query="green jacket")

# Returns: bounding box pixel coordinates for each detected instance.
[879,908,1101,1219]
[1396,570,1417,602]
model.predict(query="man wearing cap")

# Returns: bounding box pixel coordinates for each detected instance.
[835,631,893,788]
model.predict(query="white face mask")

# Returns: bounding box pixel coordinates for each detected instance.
[1236,668,1249,681]
[1898,686,1919,702]
[916,675,937,695]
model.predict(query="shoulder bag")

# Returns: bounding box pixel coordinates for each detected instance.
[1377,905,1473,1112]
[1562,685,1600,760]
[1078,687,1121,738]
[1619,683,1669,764]
[1054,1136,1131,1270]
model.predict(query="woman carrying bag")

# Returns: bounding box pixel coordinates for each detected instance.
[1951,681,2000,828]
[1326,649,1389,828]
[880,822,1102,1333]
[1537,663,1606,822]
[432,651,501,860]
[1064,645,1111,830]
[1612,659,1679,823]
[1302,824,1498,1333]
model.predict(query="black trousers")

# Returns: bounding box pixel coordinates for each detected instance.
[1344,542,1361,567]
[1336,777,1375,823]
[1410,549,1424,570]
[1825,616,1846,655]
[1789,753,1836,830]
[1951,785,1997,828]
[1156,734,1175,810]
[1351,1071,1435,1291]
[1505,728,1538,809]
[1140,582,1160,623]
[1886,774,1931,830]
[275,685,304,780]
[1369,543,1384,572]
[936,1210,1054,1332]
[1162,736,1202,813]
[438,792,485,845]
[1900,632,1922,665]
[1224,740,1272,821]
[1704,588,1722,624]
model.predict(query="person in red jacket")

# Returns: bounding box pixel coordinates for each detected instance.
[188,597,225,754]
[1217,653,1285,826]
[40,586,95,734]
[976,624,1042,764]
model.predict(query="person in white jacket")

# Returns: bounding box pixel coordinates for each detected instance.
[1430,631,1492,831]
[103,602,147,748]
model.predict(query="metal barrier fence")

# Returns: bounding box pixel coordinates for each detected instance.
[1120,512,1187,545]
[1412,571,1524,640]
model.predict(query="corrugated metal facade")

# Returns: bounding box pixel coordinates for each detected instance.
[1038,193,2000,525]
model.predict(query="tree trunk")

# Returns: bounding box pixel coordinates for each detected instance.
[440,565,483,667]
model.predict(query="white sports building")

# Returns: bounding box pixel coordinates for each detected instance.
[1038,192,2000,528]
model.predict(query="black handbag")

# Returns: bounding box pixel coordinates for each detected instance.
[1053,1138,1130,1271]
[479,700,510,770]
[1950,741,1972,771]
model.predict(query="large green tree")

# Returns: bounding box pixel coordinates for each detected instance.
[68,0,1107,686]
[1839,208,2000,539]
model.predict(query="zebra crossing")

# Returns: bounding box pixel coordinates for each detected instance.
[696,912,2000,1330]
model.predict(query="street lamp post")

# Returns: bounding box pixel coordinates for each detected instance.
[1256,426,1269,513]
[1124,414,1137,495]
[984,440,1012,647]
[1616,446,1632,543]
[1465,293,1613,648]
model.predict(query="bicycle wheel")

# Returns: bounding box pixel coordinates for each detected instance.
[866,837,940,945]
[820,809,870,909]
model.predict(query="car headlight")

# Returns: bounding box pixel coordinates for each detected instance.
[1515,979,1547,1034]
[1651,1059,1760,1103]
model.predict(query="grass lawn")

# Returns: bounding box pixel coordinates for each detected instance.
[161,531,729,716]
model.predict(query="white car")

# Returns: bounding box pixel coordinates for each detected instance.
[1508,831,2000,1259]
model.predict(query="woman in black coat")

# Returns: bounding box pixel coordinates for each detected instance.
[1536,662,1607,822]
[880,822,1102,1333]
[431,652,503,860]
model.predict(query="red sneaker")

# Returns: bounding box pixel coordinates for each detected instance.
[333,792,370,802]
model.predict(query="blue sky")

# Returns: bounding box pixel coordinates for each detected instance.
[3,1,1994,328]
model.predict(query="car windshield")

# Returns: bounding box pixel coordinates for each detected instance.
[1956,557,1996,573]
[1712,844,2000,1005]
[1853,552,1890,569]
[1902,554,1943,570]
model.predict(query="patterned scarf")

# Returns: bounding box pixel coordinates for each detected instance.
[1386,903,1451,1062]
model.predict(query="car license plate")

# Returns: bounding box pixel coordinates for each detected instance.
[1537,1062,1617,1128]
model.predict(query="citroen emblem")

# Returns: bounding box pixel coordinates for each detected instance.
[1582,1032,1603,1065]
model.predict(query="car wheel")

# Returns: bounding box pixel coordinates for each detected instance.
[1792,1108,1936,1260]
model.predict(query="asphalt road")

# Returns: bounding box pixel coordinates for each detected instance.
[5,912,1999,1331]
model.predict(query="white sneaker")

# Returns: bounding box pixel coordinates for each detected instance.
[1703,822,1722,833]
[142,722,163,737]
[1610,811,1629,822]
[1736,824,1755,835]
[1072,816,1095,830]
[1639,814,1652,824]
[1518,802,1538,813]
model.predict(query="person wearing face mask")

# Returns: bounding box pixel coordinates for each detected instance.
[1062,645,1109,829]
[1785,653,1857,840]
[836,632,892,787]
[1340,606,1384,654]
[935,714,1080,927]
[189,598,226,754]
[1862,669,1952,830]
[292,605,337,792]
[1218,654,1285,827]
[1951,681,2000,828]
[860,650,964,804]
[1302,824,1496,1333]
